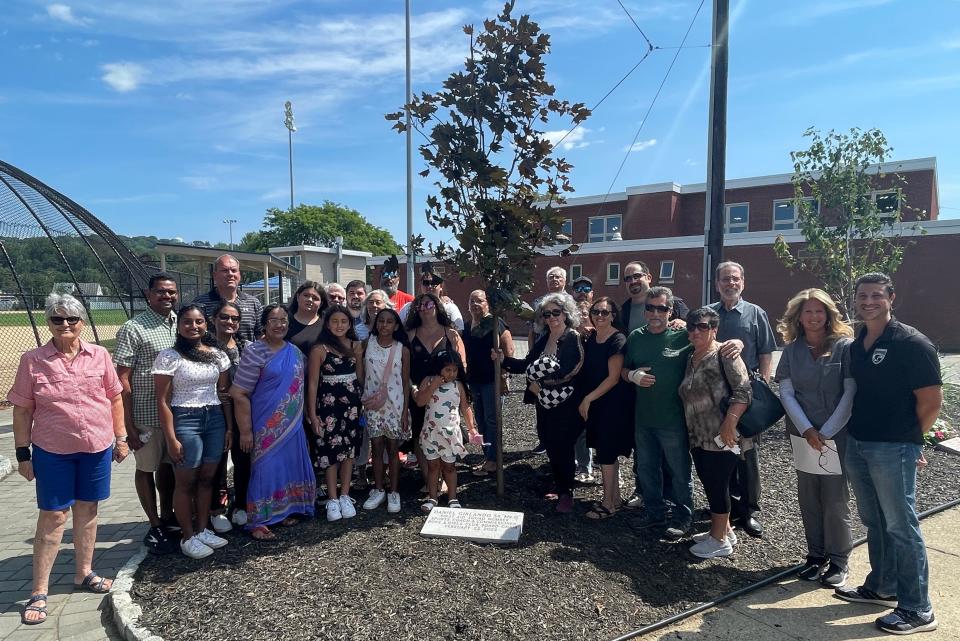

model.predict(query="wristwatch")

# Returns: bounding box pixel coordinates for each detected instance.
[115,436,128,443]
[15,446,31,462]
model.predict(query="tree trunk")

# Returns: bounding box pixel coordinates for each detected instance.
[492,311,505,498]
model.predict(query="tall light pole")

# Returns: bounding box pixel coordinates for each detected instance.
[223,218,238,250]
[284,101,296,211]
[404,0,415,290]
[702,0,729,305]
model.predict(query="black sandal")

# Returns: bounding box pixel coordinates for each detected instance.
[21,593,48,625]
[585,504,617,520]
[76,571,112,594]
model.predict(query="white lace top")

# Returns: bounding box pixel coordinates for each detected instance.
[151,348,230,407]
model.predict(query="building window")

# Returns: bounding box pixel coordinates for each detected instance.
[279,254,301,270]
[773,197,819,231]
[659,260,675,284]
[560,219,573,240]
[606,262,620,284]
[725,203,749,233]
[871,190,900,219]
[569,264,582,282]
[588,214,622,243]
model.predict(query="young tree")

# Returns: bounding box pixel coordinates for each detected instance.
[386,1,588,495]
[774,127,924,318]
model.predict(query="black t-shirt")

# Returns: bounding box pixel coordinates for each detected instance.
[462,317,509,385]
[578,331,627,393]
[848,318,941,444]
[285,317,323,358]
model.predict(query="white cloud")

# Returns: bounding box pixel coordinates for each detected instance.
[181,176,218,190]
[46,4,92,26]
[101,62,145,92]
[545,127,592,151]
[774,0,894,24]
[625,138,657,152]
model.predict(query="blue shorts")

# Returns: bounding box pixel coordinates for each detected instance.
[33,445,112,511]
[173,405,226,469]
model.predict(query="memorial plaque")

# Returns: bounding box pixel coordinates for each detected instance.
[420,507,524,543]
[935,436,960,456]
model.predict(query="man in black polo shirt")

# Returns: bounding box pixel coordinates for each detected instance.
[192,254,263,342]
[835,273,942,635]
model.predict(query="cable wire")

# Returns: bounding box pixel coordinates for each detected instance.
[617,0,654,49]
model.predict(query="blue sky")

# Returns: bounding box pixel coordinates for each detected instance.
[2,0,958,250]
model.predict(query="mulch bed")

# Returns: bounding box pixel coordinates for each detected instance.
[132,379,960,641]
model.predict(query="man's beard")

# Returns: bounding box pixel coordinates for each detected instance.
[382,282,398,296]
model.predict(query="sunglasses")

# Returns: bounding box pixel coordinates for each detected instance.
[645,304,672,313]
[217,314,241,322]
[623,273,648,283]
[589,308,611,317]
[382,272,398,279]
[421,281,439,288]
[687,322,717,333]
[49,316,82,325]
[541,309,563,318]
[573,284,592,293]
[420,301,436,310]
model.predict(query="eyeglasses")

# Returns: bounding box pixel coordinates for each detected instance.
[589,308,611,317]
[266,318,289,326]
[686,322,716,333]
[541,309,563,318]
[217,314,240,322]
[623,273,648,283]
[644,304,672,313]
[150,289,177,296]
[420,300,436,311]
[818,443,839,474]
[49,316,82,325]
[573,284,592,293]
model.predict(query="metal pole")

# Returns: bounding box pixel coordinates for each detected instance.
[289,129,295,211]
[404,0,415,291]
[702,0,729,306]
[284,101,296,211]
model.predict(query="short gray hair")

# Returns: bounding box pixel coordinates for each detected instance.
[534,292,579,333]
[45,293,87,321]
[362,289,394,325]
[716,261,744,279]
[545,265,566,281]
[646,286,674,307]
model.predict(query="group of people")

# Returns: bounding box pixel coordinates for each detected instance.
[8,252,942,635]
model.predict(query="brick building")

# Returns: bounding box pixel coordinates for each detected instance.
[372,157,959,350]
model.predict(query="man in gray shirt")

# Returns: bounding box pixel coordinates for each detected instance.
[710,261,776,538]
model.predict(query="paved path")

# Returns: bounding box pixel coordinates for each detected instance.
[0,415,145,641]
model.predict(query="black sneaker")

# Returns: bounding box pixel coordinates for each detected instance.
[819,562,848,588]
[834,585,897,608]
[630,512,666,531]
[876,608,937,635]
[531,442,547,455]
[158,516,181,533]
[663,518,692,541]
[144,526,174,555]
[798,557,827,581]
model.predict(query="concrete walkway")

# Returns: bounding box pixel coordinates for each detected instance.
[0,412,145,641]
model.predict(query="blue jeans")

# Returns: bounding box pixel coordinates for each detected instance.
[634,424,693,521]
[470,382,498,462]
[844,435,931,612]
[173,405,226,469]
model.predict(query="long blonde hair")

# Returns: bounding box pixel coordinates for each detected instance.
[777,288,853,343]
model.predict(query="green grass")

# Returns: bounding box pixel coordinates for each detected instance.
[0,309,130,327]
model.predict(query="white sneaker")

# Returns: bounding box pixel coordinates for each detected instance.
[690,534,734,559]
[339,495,357,519]
[231,509,248,526]
[406,453,418,466]
[210,514,232,534]
[386,492,401,513]
[180,535,214,559]
[693,529,738,546]
[196,528,228,549]
[363,489,386,510]
[326,499,342,522]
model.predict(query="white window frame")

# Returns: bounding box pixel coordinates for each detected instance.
[772,197,818,231]
[569,264,583,282]
[588,214,622,243]
[659,260,675,284]
[605,262,620,285]
[560,218,573,240]
[869,189,901,220]
[724,203,749,234]
[279,254,302,270]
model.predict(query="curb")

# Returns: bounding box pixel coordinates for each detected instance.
[109,547,164,641]
[0,455,11,482]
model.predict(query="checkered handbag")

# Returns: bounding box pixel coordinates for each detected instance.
[526,355,574,408]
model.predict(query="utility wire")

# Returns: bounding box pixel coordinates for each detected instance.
[617,0,654,49]
[592,0,707,222]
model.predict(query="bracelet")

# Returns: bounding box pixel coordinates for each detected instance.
[15,446,31,462]
[727,412,741,420]
[115,436,128,443]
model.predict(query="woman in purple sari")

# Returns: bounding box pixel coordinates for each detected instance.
[230,305,316,540]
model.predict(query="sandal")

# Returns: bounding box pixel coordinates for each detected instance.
[249,526,277,542]
[586,504,617,520]
[471,465,489,477]
[279,516,299,527]
[75,571,112,594]
[21,593,47,625]
[448,499,462,509]
[421,498,438,514]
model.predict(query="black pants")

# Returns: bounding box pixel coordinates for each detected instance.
[536,400,584,496]
[729,444,761,520]
[691,447,739,514]
[231,422,251,511]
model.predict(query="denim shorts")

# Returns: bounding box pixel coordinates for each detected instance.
[33,445,112,511]
[172,405,226,469]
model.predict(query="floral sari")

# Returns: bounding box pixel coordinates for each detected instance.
[235,341,316,527]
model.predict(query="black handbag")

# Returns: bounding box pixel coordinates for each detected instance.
[720,367,785,438]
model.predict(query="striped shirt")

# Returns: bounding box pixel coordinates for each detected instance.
[192,288,263,343]
[113,307,177,430]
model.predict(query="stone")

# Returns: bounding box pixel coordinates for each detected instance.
[419,507,523,544]
[935,436,960,455]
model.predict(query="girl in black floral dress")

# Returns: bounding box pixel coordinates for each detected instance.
[306,305,364,522]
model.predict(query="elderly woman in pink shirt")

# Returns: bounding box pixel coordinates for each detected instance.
[7,294,127,626]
